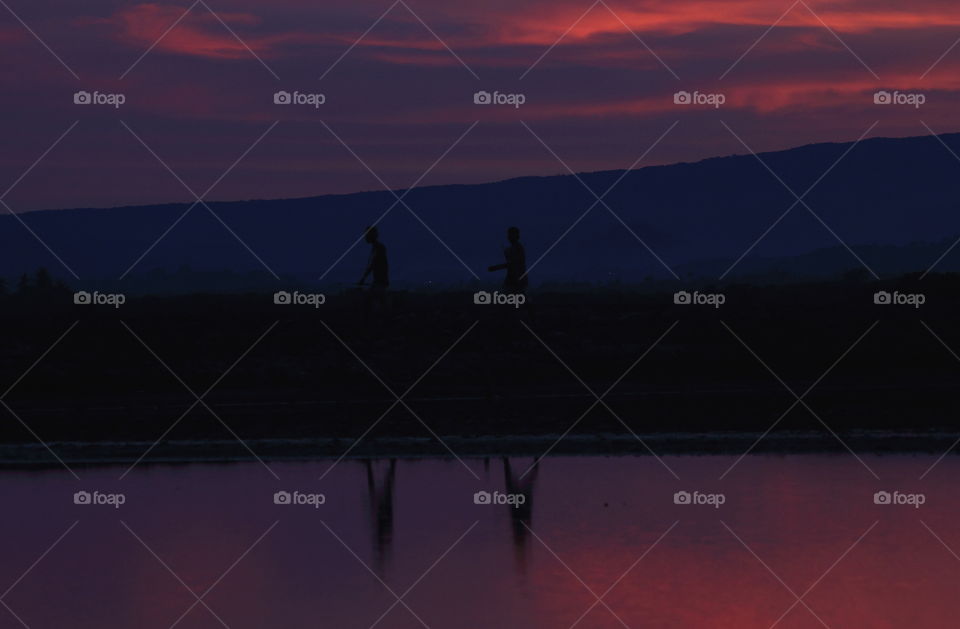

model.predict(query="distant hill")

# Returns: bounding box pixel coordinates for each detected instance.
[5,132,960,291]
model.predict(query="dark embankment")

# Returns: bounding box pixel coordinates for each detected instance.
[0,273,958,465]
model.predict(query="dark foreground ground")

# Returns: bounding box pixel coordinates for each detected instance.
[1,273,958,465]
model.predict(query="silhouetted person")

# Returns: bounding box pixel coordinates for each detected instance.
[503,457,539,574]
[482,227,529,399]
[358,225,389,315]
[487,226,527,294]
[365,458,397,574]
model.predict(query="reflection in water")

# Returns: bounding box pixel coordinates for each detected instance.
[1,455,958,628]
[365,458,397,574]
[503,457,539,574]
[364,456,539,575]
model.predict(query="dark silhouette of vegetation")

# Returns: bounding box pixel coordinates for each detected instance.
[3,269,71,303]
[16,273,29,297]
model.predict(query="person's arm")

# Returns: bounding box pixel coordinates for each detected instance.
[359,260,372,284]
[489,244,512,272]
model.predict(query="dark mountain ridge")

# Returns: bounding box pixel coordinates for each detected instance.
[6,132,960,290]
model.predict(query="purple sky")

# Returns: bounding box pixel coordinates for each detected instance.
[3,0,960,211]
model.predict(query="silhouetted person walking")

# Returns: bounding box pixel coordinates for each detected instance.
[358,225,389,315]
[481,227,530,399]
[487,226,527,294]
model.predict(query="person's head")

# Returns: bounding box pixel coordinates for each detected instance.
[507,226,520,244]
[364,225,379,244]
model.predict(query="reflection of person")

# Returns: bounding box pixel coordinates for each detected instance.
[487,227,527,294]
[358,225,389,314]
[365,458,397,574]
[503,457,539,574]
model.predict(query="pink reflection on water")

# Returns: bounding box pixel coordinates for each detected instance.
[0,454,956,628]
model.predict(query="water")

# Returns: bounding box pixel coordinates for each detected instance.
[0,454,954,628]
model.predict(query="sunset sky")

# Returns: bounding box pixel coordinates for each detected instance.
[2,0,960,210]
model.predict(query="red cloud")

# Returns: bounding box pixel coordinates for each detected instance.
[490,0,960,45]
[107,3,297,59]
